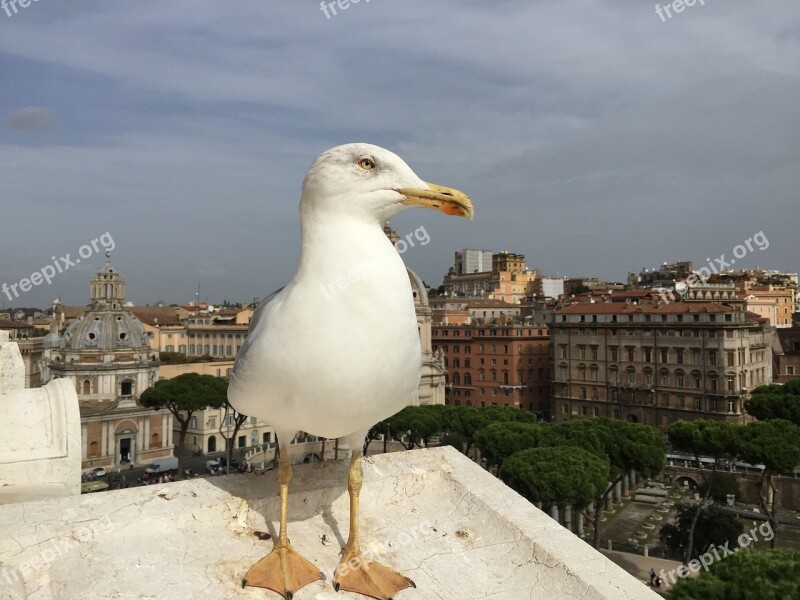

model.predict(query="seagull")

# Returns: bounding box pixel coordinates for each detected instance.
[228,143,473,599]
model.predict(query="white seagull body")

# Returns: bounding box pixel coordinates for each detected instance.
[228,143,472,600]
[228,215,420,442]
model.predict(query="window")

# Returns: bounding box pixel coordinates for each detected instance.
[644,348,652,363]
[590,346,598,360]
[676,371,685,388]
[120,380,133,396]
[610,347,619,361]
[660,348,668,363]
[676,349,684,365]
[626,347,635,362]
[238,435,246,448]
[708,351,717,366]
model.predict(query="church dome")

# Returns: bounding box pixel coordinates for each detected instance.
[407,268,429,307]
[42,331,61,349]
[60,255,149,351]
[62,310,149,351]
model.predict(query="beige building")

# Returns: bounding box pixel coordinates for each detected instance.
[743,287,794,328]
[43,258,174,469]
[443,250,537,303]
[550,301,772,429]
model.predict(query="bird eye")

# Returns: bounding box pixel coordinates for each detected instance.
[358,157,375,171]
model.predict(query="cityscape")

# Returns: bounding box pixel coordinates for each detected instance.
[2,2,799,599]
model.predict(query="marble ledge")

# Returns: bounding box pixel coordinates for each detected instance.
[0,447,659,600]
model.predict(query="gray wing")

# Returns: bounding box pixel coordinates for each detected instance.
[231,286,285,377]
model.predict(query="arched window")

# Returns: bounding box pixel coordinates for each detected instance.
[464,373,472,385]
[208,435,217,453]
[151,432,161,447]
[89,441,99,457]
[82,380,91,395]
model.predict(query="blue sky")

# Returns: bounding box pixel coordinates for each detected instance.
[1,1,799,308]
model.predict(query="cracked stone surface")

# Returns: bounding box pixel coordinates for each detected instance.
[0,447,659,599]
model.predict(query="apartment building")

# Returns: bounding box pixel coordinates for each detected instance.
[432,323,550,414]
[550,301,772,429]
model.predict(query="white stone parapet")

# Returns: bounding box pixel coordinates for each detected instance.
[0,335,81,504]
[0,447,658,599]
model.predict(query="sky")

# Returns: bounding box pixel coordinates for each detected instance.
[1,0,798,309]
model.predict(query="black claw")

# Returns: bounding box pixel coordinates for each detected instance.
[286,592,293,600]
[410,579,417,588]
[333,581,340,592]
[319,571,327,581]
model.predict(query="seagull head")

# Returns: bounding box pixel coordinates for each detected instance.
[301,143,473,224]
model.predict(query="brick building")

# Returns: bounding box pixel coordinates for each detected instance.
[432,323,550,414]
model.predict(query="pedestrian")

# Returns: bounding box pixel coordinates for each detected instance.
[648,568,656,586]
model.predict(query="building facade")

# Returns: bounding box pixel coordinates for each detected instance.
[44,258,174,469]
[432,323,550,414]
[550,301,773,429]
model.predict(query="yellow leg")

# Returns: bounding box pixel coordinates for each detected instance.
[243,446,324,599]
[333,451,415,600]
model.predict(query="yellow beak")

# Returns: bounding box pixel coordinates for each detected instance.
[397,181,474,221]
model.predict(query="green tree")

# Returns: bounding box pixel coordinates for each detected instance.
[668,419,740,564]
[439,431,467,454]
[444,405,536,457]
[737,419,800,548]
[659,503,743,559]
[745,379,800,425]
[385,405,445,450]
[668,549,800,600]
[139,373,228,450]
[218,401,249,474]
[540,419,665,548]
[500,446,610,511]
[702,472,740,504]
[473,421,541,471]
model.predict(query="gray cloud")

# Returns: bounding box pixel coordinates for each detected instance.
[4,107,61,132]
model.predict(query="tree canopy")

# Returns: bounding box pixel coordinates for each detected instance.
[500,446,610,510]
[745,378,800,425]
[443,405,536,455]
[668,549,800,600]
[659,503,743,559]
[139,373,228,449]
[473,421,541,470]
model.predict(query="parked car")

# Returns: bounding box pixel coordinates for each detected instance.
[81,481,109,494]
[89,467,107,479]
[206,459,221,475]
[108,472,128,489]
[218,457,240,470]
